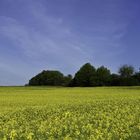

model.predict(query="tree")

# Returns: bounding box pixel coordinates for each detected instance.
[133,71,140,85]
[63,74,73,86]
[134,72,140,82]
[28,63,139,87]
[110,74,120,86]
[73,63,96,86]
[95,66,111,86]
[29,70,64,86]
[118,65,136,86]
[118,65,134,78]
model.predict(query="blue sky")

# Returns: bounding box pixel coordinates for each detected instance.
[0,0,140,85]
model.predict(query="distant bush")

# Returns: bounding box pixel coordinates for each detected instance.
[29,70,65,86]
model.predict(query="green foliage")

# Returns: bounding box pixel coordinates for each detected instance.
[0,87,140,139]
[74,63,96,86]
[95,66,111,86]
[118,65,135,78]
[133,72,140,83]
[29,70,65,86]
[110,74,120,86]
[63,75,73,86]
[28,63,140,87]
[117,65,140,86]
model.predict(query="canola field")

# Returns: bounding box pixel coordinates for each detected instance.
[0,86,140,140]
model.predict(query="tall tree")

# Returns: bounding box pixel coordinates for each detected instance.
[118,65,136,86]
[95,66,111,86]
[118,65,134,78]
[74,63,96,86]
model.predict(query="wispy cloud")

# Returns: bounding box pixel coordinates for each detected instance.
[0,0,135,85]
[0,1,92,68]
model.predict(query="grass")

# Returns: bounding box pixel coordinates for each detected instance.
[0,86,140,139]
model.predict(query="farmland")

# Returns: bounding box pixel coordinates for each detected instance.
[0,87,140,140]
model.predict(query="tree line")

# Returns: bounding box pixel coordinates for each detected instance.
[28,63,140,87]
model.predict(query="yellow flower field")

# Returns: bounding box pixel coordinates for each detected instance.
[0,87,140,140]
